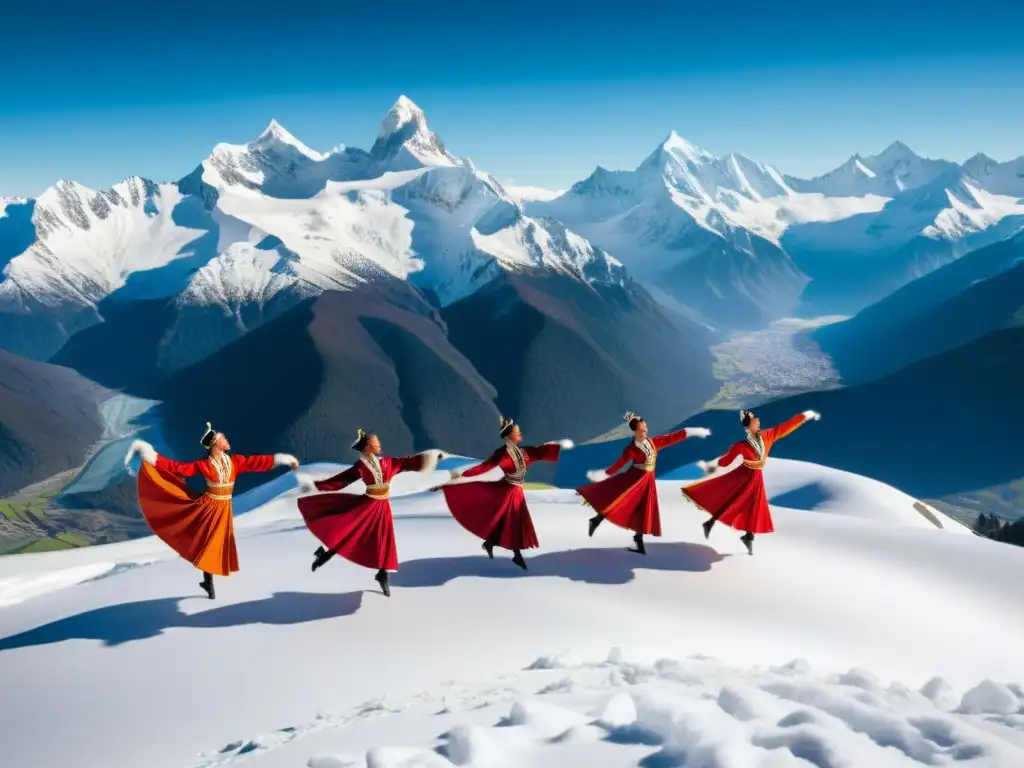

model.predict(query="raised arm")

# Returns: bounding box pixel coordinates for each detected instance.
[763,411,820,445]
[314,464,362,492]
[523,439,574,464]
[232,453,299,474]
[126,438,206,477]
[454,449,503,479]
[155,455,206,477]
[651,426,710,450]
[391,450,442,475]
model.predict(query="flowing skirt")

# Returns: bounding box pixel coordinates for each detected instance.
[137,462,238,576]
[298,492,398,571]
[681,466,774,534]
[576,467,661,536]
[442,480,539,550]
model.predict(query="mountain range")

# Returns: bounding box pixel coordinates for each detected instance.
[2,94,1024,539]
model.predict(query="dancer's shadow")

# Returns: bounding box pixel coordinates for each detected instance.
[391,542,726,589]
[0,590,363,652]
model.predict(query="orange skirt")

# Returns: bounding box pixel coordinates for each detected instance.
[137,462,239,576]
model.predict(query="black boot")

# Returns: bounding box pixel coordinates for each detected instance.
[629,532,646,555]
[740,532,754,555]
[588,513,604,537]
[511,549,527,570]
[482,541,495,558]
[375,568,391,597]
[199,572,215,600]
[702,519,714,539]
[312,546,334,572]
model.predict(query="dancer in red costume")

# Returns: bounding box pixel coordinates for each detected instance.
[682,409,820,554]
[435,416,573,570]
[576,412,710,554]
[298,429,443,596]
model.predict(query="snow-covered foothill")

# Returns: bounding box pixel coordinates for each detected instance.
[0,458,1022,768]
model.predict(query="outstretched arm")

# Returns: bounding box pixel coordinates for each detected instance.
[697,441,747,475]
[585,446,632,483]
[391,451,443,476]
[523,439,574,464]
[452,449,503,480]
[651,426,710,450]
[232,453,299,474]
[763,411,820,445]
[125,439,205,477]
[314,464,362,492]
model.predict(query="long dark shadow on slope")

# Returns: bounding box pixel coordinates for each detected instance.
[0,544,725,651]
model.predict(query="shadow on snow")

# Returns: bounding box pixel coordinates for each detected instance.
[389,542,726,588]
[0,543,724,651]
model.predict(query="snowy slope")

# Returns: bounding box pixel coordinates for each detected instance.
[1,459,1021,768]
[501,184,565,203]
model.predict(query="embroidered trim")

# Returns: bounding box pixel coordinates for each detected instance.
[206,481,234,489]
[742,432,767,470]
[746,433,765,459]
[501,439,528,485]
[209,453,232,485]
[360,455,385,486]
[205,492,232,501]
[632,438,657,472]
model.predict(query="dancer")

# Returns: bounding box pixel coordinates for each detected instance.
[298,429,443,597]
[682,409,821,554]
[576,412,710,554]
[435,416,573,570]
[124,423,301,599]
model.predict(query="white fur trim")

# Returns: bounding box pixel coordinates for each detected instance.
[294,473,317,494]
[546,438,574,449]
[802,410,821,421]
[685,427,711,439]
[416,450,441,474]
[586,469,609,483]
[697,460,720,475]
[126,440,157,466]
[274,453,299,468]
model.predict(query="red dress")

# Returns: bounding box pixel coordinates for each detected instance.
[137,453,280,576]
[575,428,694,535]
[298,453,434,572]
[681,413,812,534]
[442,441,564,550]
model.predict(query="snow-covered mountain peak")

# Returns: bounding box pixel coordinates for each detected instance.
[790,141,957,198]
[660,130,715,165]
[377,95,426,139]
[962,152,999,179]
[370,95,459,171]
[250,119,325,161]
[870,140,918,164]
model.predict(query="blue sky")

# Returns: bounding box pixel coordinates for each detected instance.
[2,0,1023,197]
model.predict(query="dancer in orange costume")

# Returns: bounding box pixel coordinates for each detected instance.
[576,412,710,554]
[682,409,820,554]
[125,423,302,599]
[437,416,573,570]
